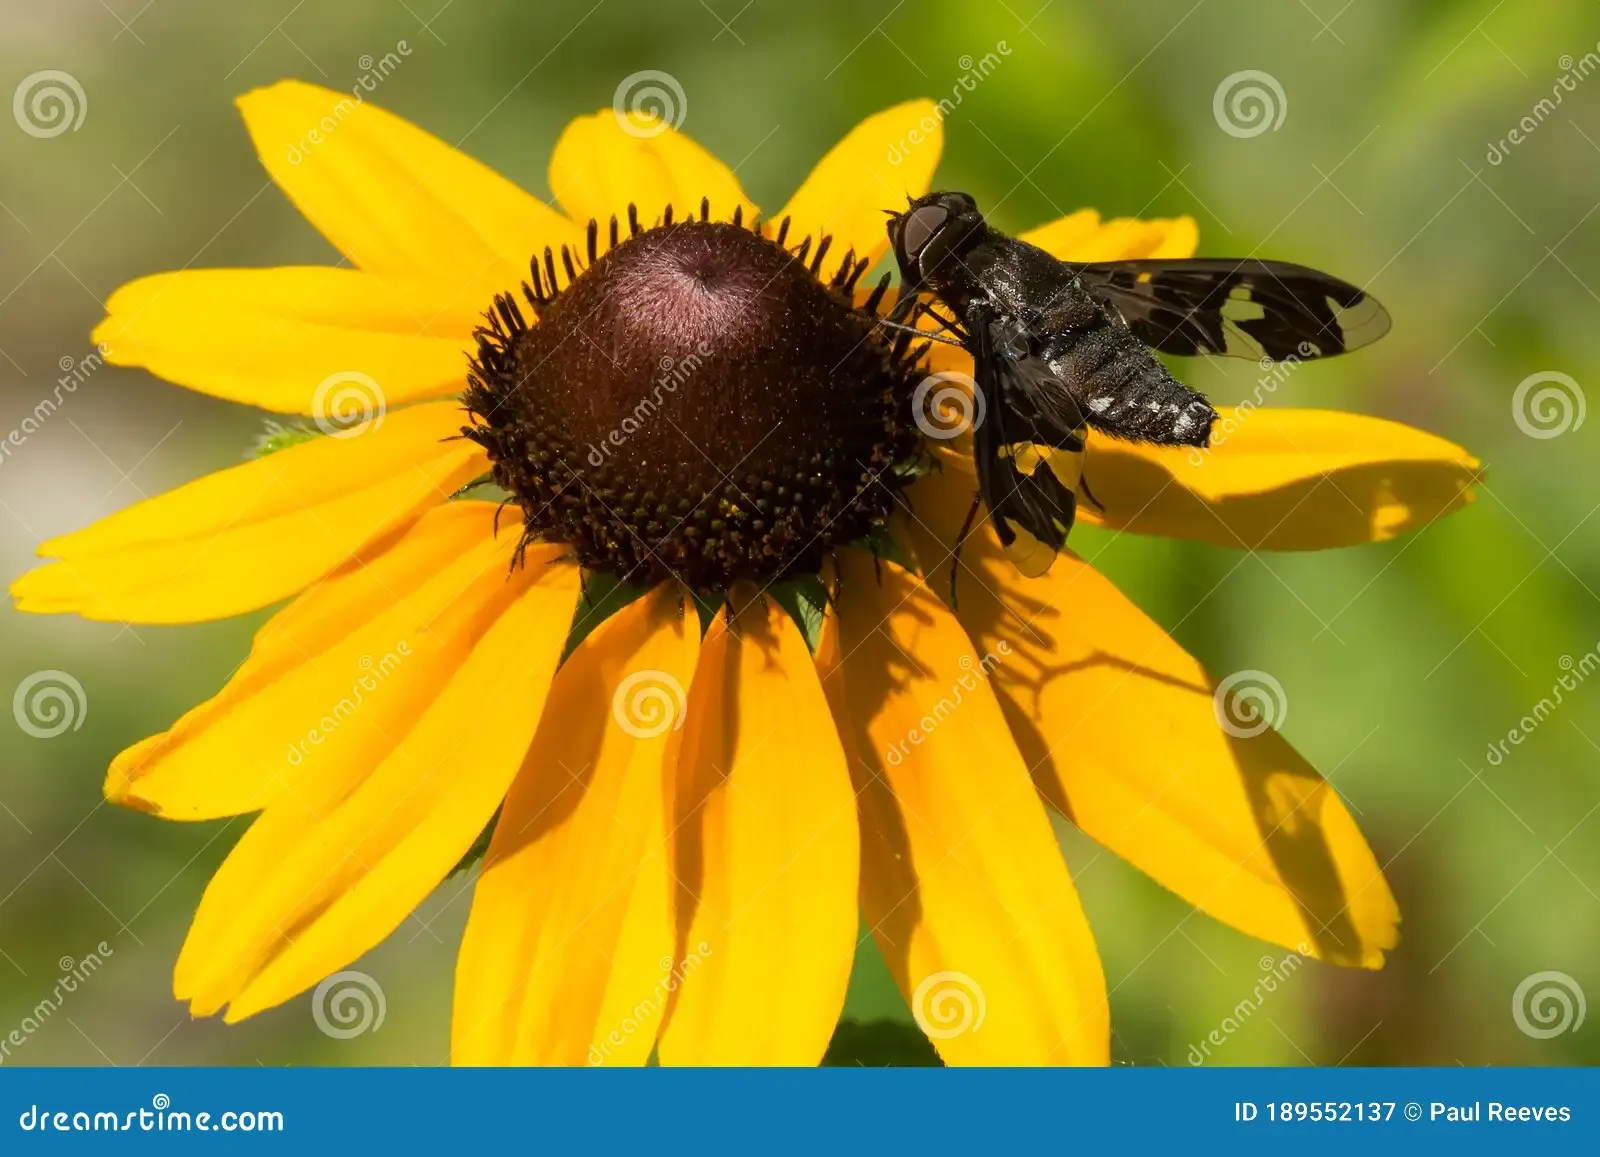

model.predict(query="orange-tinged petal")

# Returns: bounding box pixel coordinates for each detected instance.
[819,552,1109,1065]
[93,268,478,412]
[175,548,581,1020]
[1074,407,1481,549]
[548,110,758,245]
[237,80,580,292]
[657,599,858,1066]
[903,463,1399,967]
[105,502,504,820]
[773,100,942,281]
[452,585,700,1066]
[1020,209,1199,261]
[10,402,483,623]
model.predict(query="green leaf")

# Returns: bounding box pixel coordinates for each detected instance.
[771,573,829,652]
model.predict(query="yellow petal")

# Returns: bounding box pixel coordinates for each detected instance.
[452,584,700,1066]
[656,598,858,1066]
[819,552,1109,1065]
[176,548,581,1020]
[903,463,1399,967]
[93,268,478,412]
[237,80,580,290]
[1020,209,1199,261]
[106,502,504,820]
[1077,407,1482,549]
[773,100,943,281]
[548,110,758,243]
[11,402,483,623]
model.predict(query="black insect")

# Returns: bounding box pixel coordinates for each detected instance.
[885,190,1390,579]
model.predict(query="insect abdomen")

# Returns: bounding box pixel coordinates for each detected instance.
[1045,316,1217,447]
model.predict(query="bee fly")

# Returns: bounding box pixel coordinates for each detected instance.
[885,190,1390,585]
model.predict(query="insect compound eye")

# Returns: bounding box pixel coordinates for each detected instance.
[899,204,950,261]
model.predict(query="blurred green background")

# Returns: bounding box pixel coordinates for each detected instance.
[2,0,1598,1066]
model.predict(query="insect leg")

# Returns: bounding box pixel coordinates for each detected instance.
[948,488,983,607]
[1078,471,1105,514]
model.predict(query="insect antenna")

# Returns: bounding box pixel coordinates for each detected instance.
[874,318,965,348]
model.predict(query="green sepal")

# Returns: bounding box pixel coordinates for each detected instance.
[248,420,322,459]
[857,524,918,575]
[450,806,499,878]
[564,571,652,660]
[690,589,725,635]
[822,1019,944,1067]
[771,573,830,653]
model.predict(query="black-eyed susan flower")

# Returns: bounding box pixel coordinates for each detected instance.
[11,81,1480,1066]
